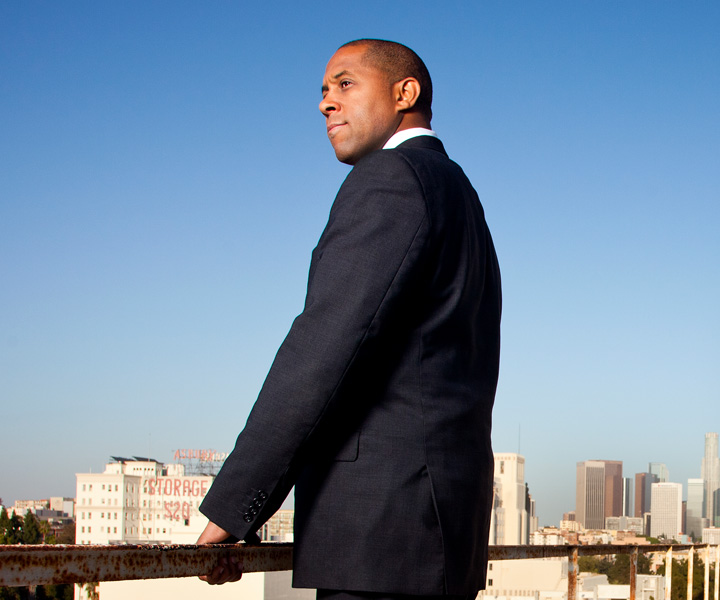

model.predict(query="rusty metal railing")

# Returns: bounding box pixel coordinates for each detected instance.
[0,542,719,600]
[0,543,292,587]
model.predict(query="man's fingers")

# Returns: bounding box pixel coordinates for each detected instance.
[199,554,243,585]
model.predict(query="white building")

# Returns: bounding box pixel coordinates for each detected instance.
[686,478,706,540]
[702,527,720,544]
[489,453,531,545]
[605,515,644,535]
[75,457,213,545]
[98,571,314,600]
[649,482,682,539]
[530,527,567,545]
[636,575,665,600]
[76,456,307,600]
[479,557,568,600]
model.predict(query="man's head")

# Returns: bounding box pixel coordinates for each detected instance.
[320,39,433,165]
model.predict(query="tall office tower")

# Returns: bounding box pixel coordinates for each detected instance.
[528,493,538,536]
[622,477,633,517]
[576,460,623,529]
[649,462,670,483]
[650,482,683,539]
[686,479,706,540]
[701,432,720,525]
[489,453,531,544]
[635,472,658,517]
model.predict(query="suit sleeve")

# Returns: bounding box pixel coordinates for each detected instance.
[199,150,429,540]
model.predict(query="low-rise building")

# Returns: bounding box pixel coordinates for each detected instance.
[702,527,720,544]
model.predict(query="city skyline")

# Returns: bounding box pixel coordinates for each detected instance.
[2,3,718,528]
[5,432,719,532]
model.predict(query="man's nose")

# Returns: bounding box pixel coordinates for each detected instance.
[319,95,337,116]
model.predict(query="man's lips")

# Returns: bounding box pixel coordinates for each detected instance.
[327,122,346,136]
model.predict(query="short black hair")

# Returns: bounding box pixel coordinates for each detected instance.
[340,39,433,121]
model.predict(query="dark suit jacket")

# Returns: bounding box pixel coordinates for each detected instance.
[200,136,501,595]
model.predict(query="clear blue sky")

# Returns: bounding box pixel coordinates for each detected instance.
[2,2,718,526]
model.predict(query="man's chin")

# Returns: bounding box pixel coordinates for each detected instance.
[333,145,359,166]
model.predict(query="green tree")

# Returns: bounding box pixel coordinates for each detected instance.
[37,520,52,544]
[55,522,75,545]
[0,507,10,542]
[0,587,22,600]
[21,512,41,545]
[579,552,654,585]
[579,555,612,577]
[35,585,74,600]
[4,514,23,545]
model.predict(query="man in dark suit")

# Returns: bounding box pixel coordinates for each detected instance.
[197,39,501,600]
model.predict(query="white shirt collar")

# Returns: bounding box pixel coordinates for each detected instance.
[383,127,438,150]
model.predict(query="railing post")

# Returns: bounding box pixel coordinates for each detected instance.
[705,546,711,600]
[665,547,673,600]
[630,546,638,600]
[688,546,694,600]
[714,545,719,600]
[568,547,578,600]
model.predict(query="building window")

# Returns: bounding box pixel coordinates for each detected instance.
[101,513,104,518]
[82,484,86,491]
[114,527,117,533]
[89,484,92,491]
[88,527,91,533]
[81,526,85,533]
[488,579,493,587]
[115,485,118,491]
[102,484,105,490]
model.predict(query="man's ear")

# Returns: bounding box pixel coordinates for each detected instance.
[394,77,421,112]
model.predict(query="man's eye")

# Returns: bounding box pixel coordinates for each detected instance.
[340,80,351,88]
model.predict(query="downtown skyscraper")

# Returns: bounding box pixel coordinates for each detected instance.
[701,432,720,526]
[650,482,683,540]
[576,460,623,529]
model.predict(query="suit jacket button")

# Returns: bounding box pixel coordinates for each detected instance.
[252,499,262,508]
[243,513,252,523]
[258,491,268,500]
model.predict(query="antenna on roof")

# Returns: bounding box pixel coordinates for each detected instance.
[518,424,521,455]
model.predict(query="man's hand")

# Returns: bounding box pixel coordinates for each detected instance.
[197,521,243,585]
